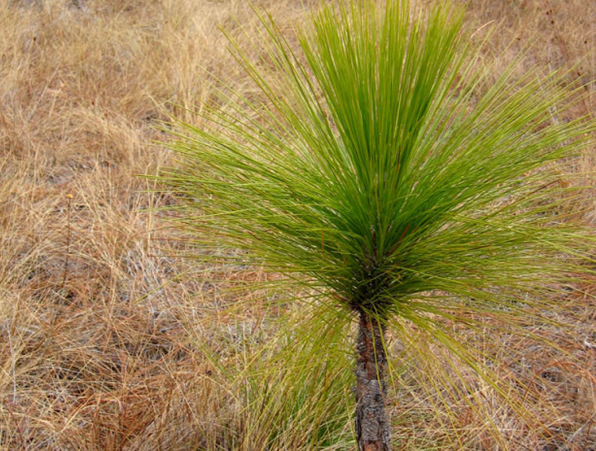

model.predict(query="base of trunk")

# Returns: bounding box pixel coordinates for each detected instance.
[355,310,391,451]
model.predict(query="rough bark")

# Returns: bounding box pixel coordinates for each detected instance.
[355,310,391,451]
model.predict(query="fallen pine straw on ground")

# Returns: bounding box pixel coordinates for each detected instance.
[0,0,595,449]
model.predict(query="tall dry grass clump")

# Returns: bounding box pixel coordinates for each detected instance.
[0,0,595,450]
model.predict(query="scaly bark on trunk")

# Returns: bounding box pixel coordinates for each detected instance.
[355,310,391,451]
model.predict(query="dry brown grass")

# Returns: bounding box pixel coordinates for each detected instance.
[0,0,595,449]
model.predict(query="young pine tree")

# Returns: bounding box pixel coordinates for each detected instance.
[160,1,595,449]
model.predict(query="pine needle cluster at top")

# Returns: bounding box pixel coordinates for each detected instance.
[160,1,596,447]
[162,0,594,324]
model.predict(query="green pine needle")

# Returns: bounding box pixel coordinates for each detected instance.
[158,0,596,446]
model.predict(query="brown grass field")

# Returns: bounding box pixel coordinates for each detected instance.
[1,0,595,449]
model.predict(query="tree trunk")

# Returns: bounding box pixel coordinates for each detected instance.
[355,310,391,451]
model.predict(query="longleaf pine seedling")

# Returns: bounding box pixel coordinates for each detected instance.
[160,1,595,449]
